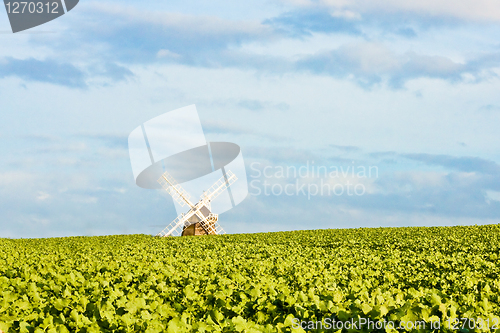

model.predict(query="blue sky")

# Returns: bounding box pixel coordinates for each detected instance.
[1,0,500,238]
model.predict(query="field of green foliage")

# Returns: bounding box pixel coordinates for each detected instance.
[1,225,500,332]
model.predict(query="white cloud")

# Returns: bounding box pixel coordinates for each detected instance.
[359,0,500,22]
[281,0,500,22]
[36,191,52,201]
[486,190,500,203]
[297,41,476,88]
[156,49,181,59]
[29,216,50,226]
[73,196,98,204]
[389,171,448,191]
[0,171,36,187]
[330,9,362,20]
[338,43,400,73]
[87,3,271,36]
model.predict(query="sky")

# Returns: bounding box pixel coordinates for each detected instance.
[1,0,500,238]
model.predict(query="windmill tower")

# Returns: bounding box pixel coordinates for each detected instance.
[156,169,237,237]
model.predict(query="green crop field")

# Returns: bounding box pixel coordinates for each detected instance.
[1,225,500,332]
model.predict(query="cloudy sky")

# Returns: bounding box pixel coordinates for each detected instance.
[1,0,500,238]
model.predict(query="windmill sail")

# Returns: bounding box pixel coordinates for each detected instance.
[203,171,237,202]
[158,171,194,208]
[156,212,191,237]
[156,170,236,237]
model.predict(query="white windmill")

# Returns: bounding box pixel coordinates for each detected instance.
[155,169,237,237]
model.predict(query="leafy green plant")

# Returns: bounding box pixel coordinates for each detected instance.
[1,225,499,332]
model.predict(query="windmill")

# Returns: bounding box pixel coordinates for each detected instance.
[156,169,237,237]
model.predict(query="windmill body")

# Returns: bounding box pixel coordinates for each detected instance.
[156,170,237,237]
